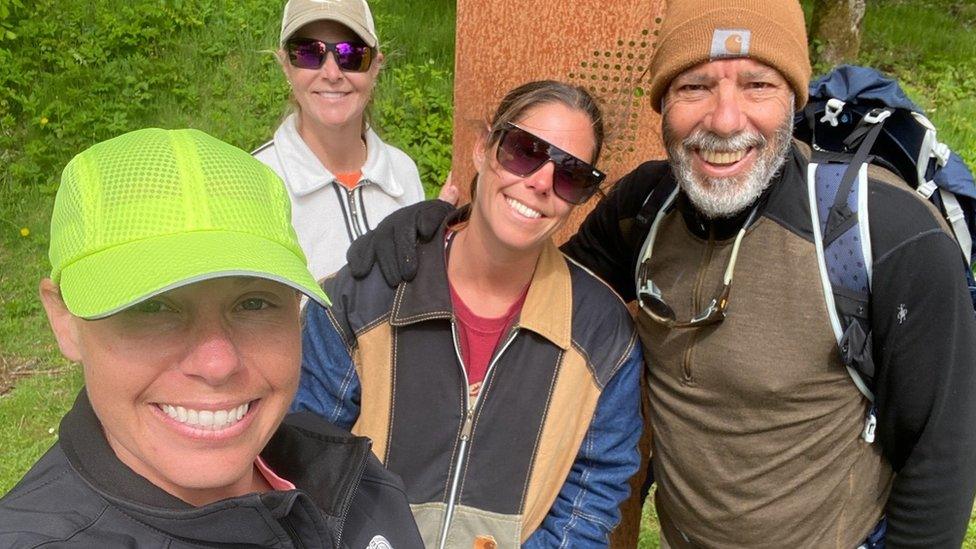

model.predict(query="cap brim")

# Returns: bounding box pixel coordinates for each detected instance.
[58,230,330,319]
[280,12,377,48]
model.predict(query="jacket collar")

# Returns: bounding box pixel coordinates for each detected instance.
[273,113,405,198]
[390,210,572,350]
[58,390,371,547]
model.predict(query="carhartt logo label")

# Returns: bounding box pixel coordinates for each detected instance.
[725,34,742,53]
[710,29,751,59]
[367,535,393,549]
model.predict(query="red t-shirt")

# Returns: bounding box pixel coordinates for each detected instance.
[449,280,527,400]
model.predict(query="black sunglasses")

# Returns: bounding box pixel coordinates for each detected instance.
[636,188,759,328]
[495,123,606,205]
[285,37,375,72]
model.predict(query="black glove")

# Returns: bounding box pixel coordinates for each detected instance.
[347,199,454,287]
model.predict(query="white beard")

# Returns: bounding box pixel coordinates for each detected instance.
[664,102,794,219]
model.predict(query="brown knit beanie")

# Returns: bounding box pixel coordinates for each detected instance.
[648,0,811,113]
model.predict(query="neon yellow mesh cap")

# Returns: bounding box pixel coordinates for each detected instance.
[49,128,329,319]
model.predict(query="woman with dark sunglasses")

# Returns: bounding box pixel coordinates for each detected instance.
[252,0,428,281]
[295,80,643,547]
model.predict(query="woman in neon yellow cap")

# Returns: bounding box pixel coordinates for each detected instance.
[0,128,423,548]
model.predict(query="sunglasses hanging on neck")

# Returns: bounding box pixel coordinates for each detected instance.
[635,187,760,328]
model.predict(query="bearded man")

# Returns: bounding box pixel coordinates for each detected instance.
[346,0,976,546]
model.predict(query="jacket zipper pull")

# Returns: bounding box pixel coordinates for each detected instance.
[460,408,474,440]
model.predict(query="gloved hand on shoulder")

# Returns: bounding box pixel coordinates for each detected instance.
[346,199,455,287]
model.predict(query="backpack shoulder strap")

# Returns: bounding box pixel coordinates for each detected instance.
[807,153,877,404]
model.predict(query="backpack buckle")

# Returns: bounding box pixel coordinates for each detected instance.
[931,141,951,167]
[916,180,938,199]
[862,108,893,125]
[862,406,877,443]
[820,98,846,127]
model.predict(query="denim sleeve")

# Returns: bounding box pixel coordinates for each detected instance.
[523,341,643,548]
[290,301,361,431]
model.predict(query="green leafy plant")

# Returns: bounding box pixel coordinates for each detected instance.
[374,62,454,197]
[0,0,23,41]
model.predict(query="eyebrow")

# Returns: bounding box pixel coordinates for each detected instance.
[740,69,775,80]
[674,72,711,85]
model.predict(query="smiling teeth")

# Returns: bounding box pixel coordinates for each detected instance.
[506,197,541,219]
[160,403,249,430]
[700,149,747,165]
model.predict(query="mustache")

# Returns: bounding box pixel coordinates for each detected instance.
[682,129,766,152]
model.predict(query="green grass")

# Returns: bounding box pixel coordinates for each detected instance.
[0,188,54,368]
[1,0,974,544]
[0,367,82,494]
[969,506,976,549]
[638,490,661,548]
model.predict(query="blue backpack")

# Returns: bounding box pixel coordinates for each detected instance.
[794,65,976,440]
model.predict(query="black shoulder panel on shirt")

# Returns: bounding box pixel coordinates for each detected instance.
[866,177,949,263]
[763,147,815,242]
[613,160,674,219]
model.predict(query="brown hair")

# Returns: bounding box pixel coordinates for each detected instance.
[486,80,604,164]
[471,80,606,198]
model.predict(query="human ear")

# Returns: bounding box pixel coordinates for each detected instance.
[471,129,488,172]
[38,278,83,363]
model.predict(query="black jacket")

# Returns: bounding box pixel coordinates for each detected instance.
[0,391,424,548]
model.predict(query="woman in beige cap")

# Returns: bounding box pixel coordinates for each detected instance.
[254,0,445,281]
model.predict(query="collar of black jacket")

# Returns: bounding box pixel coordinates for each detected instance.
[674,142,807,241]
[389,206,574,350]
[58,389,373,547]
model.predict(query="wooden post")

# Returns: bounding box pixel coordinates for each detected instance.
[454,2,667,546]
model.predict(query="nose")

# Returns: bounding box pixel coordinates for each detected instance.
[704,80,747,137]
[320,51,344,80]
[523,160,556,196]
[179,319,243,386]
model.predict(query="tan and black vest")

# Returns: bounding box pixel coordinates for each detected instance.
[322,233,639,547]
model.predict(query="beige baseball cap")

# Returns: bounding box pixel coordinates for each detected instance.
[280,0,379,48]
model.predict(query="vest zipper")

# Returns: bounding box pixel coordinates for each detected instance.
[438,321,519,549]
